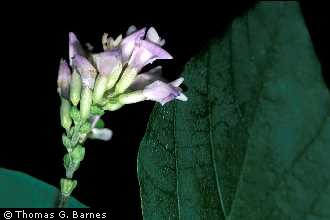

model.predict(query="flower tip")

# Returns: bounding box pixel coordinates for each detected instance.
[166,53,174,60]
[69,32,78,42]
[170,77,184,87]
[176,93,188,102]
[126,25,137,35]
[58,59,70,76]
[147,27,165,46]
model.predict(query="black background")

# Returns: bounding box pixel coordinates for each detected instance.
[0,1,327,219]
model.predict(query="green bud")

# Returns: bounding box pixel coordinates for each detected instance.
[63,153,80,173]
[60,98,72,131]
[70,70,82,106]
[106,63,123,90]
[104,99,123,111]
[71,144,85,162]
[92,75,108,104]
[62,134,71,150]
[70,106,81,124]
[80,87,92,121]
[114,67,138,94]
[90,105,104,115]
[80,122,91,134]
[118,91,145,104]
[60,178,77,197]
[95,118,105,128]
[63,153,71,170]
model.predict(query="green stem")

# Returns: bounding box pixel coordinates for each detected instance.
[57,114,103,208]
[58,193,68,208]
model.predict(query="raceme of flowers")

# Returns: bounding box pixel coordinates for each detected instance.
[56,26,187,206]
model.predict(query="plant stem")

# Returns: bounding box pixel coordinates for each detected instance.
[57,114,102,208]
[57,193,68,208]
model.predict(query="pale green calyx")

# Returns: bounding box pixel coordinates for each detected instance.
[60,98,72,131]
[92,75,108,104]
[118,90,146,104]
[106,63,123,90]
[114,67,138,95]
[80,87,92,121]
[104,99,124,111]
[70,70,82,106]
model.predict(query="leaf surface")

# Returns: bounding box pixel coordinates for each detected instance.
[138,2,330,219]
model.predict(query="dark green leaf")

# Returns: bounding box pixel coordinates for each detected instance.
[0,168,86,208]
[138,2,330,219]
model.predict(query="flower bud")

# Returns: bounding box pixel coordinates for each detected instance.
[70,70,82,106]
[69,32,85,65]
[88,128,113,141]
[72,54,97,89]
[80,87,92,121]
[60,178,77,197]
[71,144,85,162]
[69,106,81,124]
[62,134,72,150]
[80,122,91,134]
[57,59,72,99]
[60,98,72,131]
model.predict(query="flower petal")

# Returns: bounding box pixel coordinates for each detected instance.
[176,93,188,101]
[143,80,180,104]
[57,59,71,98]
[170,77,184,87]
[121,27,146,62]
[126,25,137,35]
[93,50,122,76]
[128,40,172,71]
[128,66,163,91]
[72,54,97,89]
[69,32,85,65]
[89,128,113,141]
[146,27,165,46]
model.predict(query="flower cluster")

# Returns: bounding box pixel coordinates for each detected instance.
[56,26,187,207]
[58,26,187,119]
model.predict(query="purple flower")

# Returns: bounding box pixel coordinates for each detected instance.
[93,50,121,76]
[128,66,163,91]
[69,32,86,65]
[143,77,187,105]
[57,59,72,99]
[72,54,97,89]
[120,27,146,63]
[128,40,172,71]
